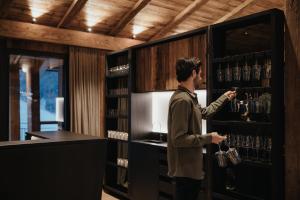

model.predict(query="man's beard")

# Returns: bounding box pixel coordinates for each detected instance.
[193,76,201,89]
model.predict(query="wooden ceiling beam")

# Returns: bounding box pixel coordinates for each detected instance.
[57,0,88,28]
[149,0,210,41]
[214,0,259,24]
[109,0,151,36]
[0,0,14,18]
[0,20,144,51]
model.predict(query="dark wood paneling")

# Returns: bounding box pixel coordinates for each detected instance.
[285,1,300,199]
[9,63,20,140]
[6,39,69,55]
[0,39,9,141]
[135,33,207,92]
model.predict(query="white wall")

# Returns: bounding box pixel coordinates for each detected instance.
[151,90,207,134]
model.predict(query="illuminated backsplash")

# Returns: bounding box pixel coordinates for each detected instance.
[151,90,207,134]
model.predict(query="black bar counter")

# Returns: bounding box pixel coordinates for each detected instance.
[0,131,107,200]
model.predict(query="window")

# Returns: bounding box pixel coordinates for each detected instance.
[9,55,64,140]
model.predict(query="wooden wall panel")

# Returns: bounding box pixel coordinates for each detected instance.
[9,64,20,140]
[135,33,207,92]
[0,39,9,141]
[285,0,300,199]
[6,39,68,54]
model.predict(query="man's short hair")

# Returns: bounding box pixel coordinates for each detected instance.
[176,57,202,82]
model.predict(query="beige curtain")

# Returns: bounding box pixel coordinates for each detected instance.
[69,46,106,137]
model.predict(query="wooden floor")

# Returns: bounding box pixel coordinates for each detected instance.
[102,192,119,200]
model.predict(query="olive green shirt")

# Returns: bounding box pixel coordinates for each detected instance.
[167,86,228,180]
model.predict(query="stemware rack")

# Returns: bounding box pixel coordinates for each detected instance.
[208,10,284,200]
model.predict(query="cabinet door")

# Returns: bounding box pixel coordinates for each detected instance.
[135,34,207,92]
[130,143,159,200]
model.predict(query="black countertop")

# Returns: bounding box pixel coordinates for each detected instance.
[0,131,103,148]
[132,139,207,154]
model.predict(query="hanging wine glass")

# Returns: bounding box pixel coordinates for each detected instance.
[242,60,251,81]
[252,59,261,81]
[233,61,241,82]
[255,136,261,161]
[217,64,224,82]
[225,63,232,82]
[267,137,272,163]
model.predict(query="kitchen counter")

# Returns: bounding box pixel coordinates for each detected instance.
[0,131,102,147]
[132,139,207,154]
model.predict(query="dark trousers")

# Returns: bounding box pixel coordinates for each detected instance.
[174,177,202,200]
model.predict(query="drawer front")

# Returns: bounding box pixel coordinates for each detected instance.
[159,180,174,196]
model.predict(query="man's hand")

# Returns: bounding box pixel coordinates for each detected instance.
[224,91,237,101]
[211,132,227,144]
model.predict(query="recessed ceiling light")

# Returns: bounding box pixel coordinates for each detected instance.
[88,27,92,32]
[32,18,37,22]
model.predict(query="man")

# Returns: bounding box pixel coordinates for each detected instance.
[167,58,236,200]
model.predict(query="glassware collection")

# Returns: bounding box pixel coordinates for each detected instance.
[108,130,129,141]
[228,91,271,122]
[108,64,129,76]
[117,158,129,168]
[214,52,273,172]
[214,129,272,165]
[219,133,272,164]
[216,55,271,87]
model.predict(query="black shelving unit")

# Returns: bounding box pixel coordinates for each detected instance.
[104,49,132,199]
[207,9,284,200]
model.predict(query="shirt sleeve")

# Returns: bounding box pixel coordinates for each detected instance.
[170,99,212,148]
[201,95,228,119]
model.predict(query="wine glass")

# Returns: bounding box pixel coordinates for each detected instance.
[263,58,272,79]
[233,61,241,82]
[244,136,251,160]
[267,137,272,163]
[236,135,242,158]
[255,136,261,161]
[243,60,251,81]
[216,64,224,82]
[225,63,232,82]
[252,59,261,81]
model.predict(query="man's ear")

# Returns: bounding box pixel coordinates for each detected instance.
[192,69,197,78]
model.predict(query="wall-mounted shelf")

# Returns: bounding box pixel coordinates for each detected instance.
[106,115,128,119]
[103,185,129,199]
[212,50,272,63]
[106,94,128,98]
[211,120,272,127]
[106,73,128,79]
[108,138,128,142]
[106,161,128,170]
[104,50,131,200]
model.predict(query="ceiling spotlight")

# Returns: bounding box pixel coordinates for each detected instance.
[32,18,37,22]
[88,27,92,32]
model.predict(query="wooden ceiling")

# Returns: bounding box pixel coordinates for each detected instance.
[1,0,284,42]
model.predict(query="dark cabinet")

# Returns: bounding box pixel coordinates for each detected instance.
[105,8,284,200]
[208,9,284,200]
[130,142,160,200]
[130,142,209,200]
[104,50,131,199]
